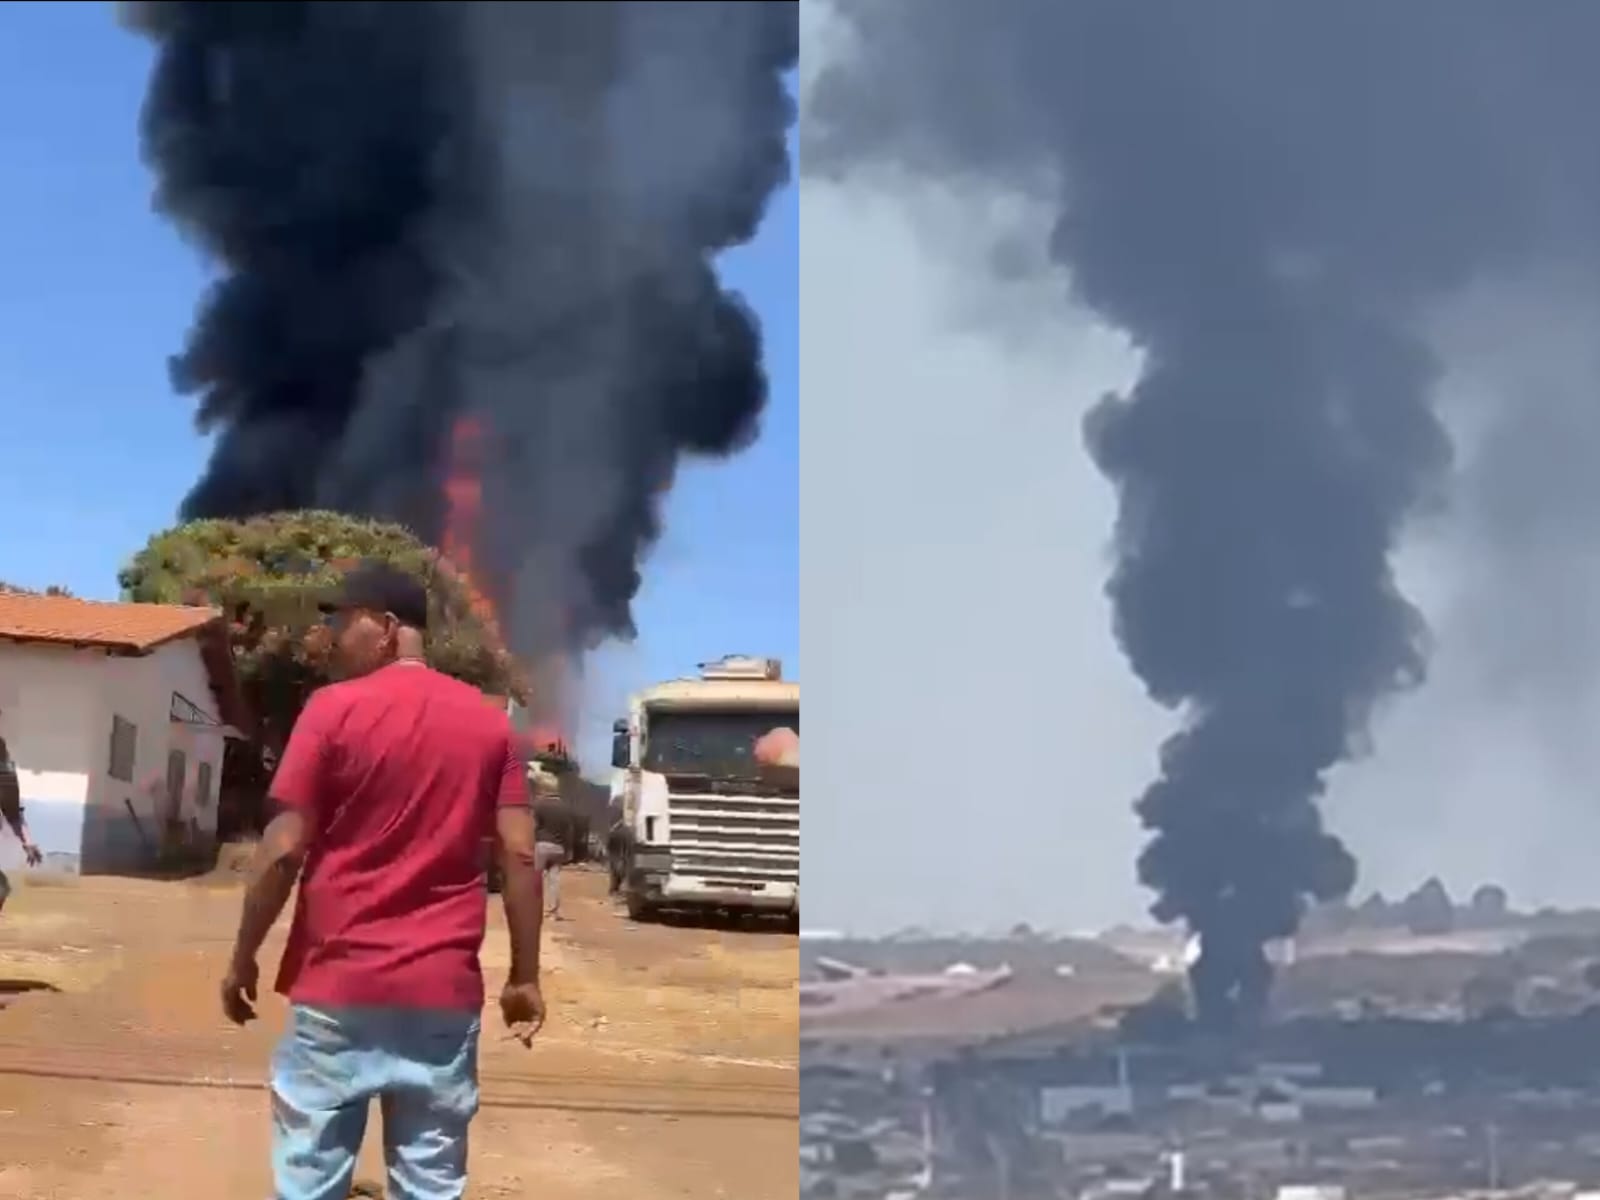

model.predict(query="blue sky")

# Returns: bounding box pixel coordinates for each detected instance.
[0,4,797,769]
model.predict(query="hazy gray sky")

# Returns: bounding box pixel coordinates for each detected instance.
[801,0,1600,935]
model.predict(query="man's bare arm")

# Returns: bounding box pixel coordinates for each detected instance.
[0,773,26,841]
[229,808,309,970]
[496,805,544,984]
[0,784,37,864]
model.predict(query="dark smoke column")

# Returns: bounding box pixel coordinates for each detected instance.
[1082,303,1433,1026]
[122,1,797,663]
[803,2,1600,1027]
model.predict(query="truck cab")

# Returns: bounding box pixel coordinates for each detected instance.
[608,656,799,921]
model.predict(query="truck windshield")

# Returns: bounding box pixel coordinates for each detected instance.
[642,708,799,778]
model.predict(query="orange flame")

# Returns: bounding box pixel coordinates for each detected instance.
[523,724,571,762]
[441,414,572,749]
[441,415,502,636]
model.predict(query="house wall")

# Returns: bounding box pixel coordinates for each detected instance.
[0,643,99,872]
[81,639,227,873]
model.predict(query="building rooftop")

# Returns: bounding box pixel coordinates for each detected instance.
[0,593,222,654]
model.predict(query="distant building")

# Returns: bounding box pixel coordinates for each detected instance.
[1293,1084,1378,1112]
[1259,1061,1323,1082]
[1275,1187,1346,1200]
[0,594,246,873]
[1257,1099,1304,1124]
[1040,1085,1135,1124]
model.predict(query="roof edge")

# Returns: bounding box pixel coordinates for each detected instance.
[137,612,227,654]
[0,620,223,656]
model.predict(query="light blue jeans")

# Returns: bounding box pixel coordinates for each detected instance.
[270,1004,481,1200]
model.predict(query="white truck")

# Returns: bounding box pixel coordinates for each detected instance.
[607,655,799,922]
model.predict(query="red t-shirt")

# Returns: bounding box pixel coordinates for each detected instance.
[271,662,527,1011]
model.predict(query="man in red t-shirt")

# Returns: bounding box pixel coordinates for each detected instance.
[218,561,548,1200]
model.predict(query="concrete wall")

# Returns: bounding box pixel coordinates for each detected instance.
[0,643,97,872]
[80,640,226,873]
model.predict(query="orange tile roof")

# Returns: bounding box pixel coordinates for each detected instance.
[0,594,223,653]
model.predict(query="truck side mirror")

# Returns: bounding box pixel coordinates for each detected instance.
[610,719,629,770]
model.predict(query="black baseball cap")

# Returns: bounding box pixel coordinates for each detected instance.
[318,560,430,631]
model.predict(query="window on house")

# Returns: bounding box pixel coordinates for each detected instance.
[108,716,136,782]
[196,761,214,810]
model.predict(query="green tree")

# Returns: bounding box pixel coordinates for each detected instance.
[121,512,521,759]
[1399,876,1456,937]
[0,581,75,597]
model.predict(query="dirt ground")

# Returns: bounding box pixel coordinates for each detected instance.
[0,862,797,1198]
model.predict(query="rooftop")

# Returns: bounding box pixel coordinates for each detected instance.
[802,971,1158,1047]
[0,593,222,654]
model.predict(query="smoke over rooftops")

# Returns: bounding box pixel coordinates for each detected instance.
[804,0,1600,1026]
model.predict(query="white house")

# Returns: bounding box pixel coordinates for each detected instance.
[0,593,247,875]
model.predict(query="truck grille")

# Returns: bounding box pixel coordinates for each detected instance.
[665,790,799,887]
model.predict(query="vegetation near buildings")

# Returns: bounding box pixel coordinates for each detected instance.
[120,512,521,836]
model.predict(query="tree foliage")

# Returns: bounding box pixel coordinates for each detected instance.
[1399,876,1456,937]
[120,512,520,755]
[1469,883,1511,922]
[0,581,75,597]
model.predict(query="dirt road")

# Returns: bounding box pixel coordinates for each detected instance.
[0,864,797,1198]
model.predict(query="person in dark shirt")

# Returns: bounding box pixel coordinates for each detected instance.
[217,562,548,1200]
[0,730,44,914]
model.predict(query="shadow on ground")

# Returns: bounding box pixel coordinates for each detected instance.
[0,980,61,996]
[631,905,798,936]
[0,979,61,1012]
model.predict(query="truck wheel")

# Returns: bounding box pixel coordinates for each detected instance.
[626,892,655,923]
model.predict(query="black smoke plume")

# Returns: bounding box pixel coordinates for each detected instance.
[124,1,796,661]
[805,1,1600,1026]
